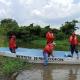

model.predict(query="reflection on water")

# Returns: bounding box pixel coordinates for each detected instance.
[16,64,80,80]
[68,69,77,80]
[43,66,53,80]
[16,70,42,80]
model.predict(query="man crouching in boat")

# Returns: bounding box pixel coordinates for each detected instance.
[43,42,55,66]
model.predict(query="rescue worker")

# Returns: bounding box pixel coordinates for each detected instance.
[9,33,16,53]
[46,29,55,44]
[69,32,79,59]
[43,42,55,65]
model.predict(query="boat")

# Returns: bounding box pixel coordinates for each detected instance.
[0,47,80,64]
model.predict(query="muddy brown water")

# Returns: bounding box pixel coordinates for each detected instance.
[15,64,80,80]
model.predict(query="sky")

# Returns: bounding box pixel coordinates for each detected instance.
[0,0,80,34]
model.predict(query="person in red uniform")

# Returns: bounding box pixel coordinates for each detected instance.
[43,42,55,65]
[69,32,79,59]
[45,29,55,58]
[9,33,16,53]
[46,29,55,44]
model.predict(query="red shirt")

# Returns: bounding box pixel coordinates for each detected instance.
[44,43,55,54]
[69,35,78,45]
[9,35,16,48]
[46,32,55,43]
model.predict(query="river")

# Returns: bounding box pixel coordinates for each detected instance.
[16,64,80,80]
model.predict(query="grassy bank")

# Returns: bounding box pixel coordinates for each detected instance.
[0,35,8,47]
[0,35,80,51]
[0,34,71,50]
[0,56,32,78]
[23,38,80,51]
[18,38,70,51]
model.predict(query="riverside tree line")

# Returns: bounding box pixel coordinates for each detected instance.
[0,18,79,44]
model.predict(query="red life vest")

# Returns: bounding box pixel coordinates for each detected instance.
[44,43,55,54]
[9,35,16,48]
[69,35,78,45]
[46,32,55,43]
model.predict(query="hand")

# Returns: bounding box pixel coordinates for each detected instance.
[53,42,56,46]
[78,43,80,46]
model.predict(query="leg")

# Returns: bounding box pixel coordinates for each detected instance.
[12,48,16,53]
[51,53,54,57]
[9,48,16,53]
[9,48,13,53]
[48,54,50,57]
[75,45,79,59]
[48,53,54,57]
[43,52,48,66]
[70,45,74,57]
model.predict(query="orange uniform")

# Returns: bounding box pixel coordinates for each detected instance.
[69,35,78,45]
[44,43,55,54]
[9,35,16,49]
[69,32,79,59]
[46,32,55,44]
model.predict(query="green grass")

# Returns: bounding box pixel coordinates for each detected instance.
[0,35,8,47]
[17,38,46,49]
[30,39,70,51]
[55,40,70,51]
[0,34,79,51]
[10,38,72,51]
[30,39,80,51]
[0,56,32,76]
[0,34,71,50]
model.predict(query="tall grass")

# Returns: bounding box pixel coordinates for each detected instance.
[0,56,31,76]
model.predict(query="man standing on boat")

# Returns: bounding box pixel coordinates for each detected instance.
[46,29,55,44]
[69,32,79,59]
[9,33,17,53]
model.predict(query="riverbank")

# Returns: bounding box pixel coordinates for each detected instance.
[0,35,70,51]
[1,36,80,51]
[0,56,32,80]
[1,55,80,80]
[14,64,80,80]
[18,39,70,51]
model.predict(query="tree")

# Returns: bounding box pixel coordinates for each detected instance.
[0,18,19,35]
[56,31,66,40]
[44,25,50,29]
[33,25,41,36]
[52,28,60,34]
[60,20,78,35]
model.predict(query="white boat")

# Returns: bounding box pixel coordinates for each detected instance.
[0,47,80,64]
